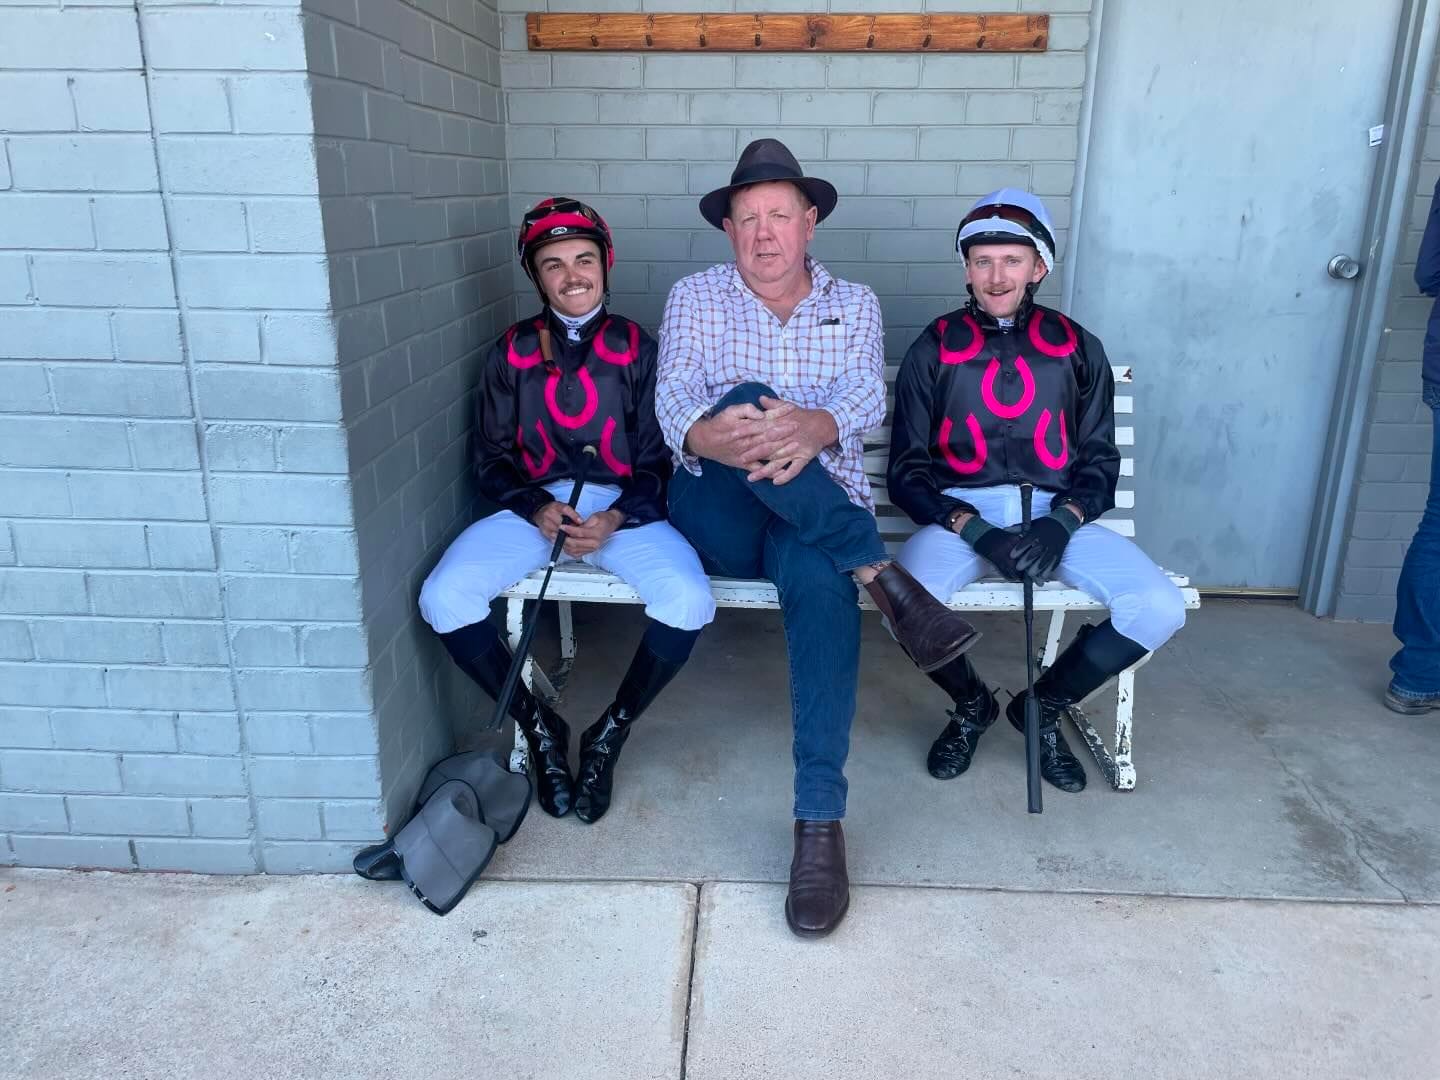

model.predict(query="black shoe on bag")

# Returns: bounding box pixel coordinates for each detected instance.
[518,699,574,818]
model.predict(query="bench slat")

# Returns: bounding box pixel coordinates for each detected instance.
[872,364,1131,383]
[500,563,1196,612]
[867,481,1135,506]
[867,418,1136,446]
[861,449,1137,478]
[882,362,1133,385]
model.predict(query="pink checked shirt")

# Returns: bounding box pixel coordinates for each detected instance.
[655,258,886,510]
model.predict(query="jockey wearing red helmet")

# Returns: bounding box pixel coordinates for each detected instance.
[420,197,714,826]
[517,196,616,302]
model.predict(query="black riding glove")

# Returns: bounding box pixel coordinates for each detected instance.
[958,515,1024,582]
[1011,508,1083,585]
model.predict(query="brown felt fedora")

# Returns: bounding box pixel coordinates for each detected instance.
[699,138,839,230]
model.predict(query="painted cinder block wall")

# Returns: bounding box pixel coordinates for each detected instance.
[302,0,515,840]
[0,0,510,872]
[499,0,1093,363]
[0,0,368,874]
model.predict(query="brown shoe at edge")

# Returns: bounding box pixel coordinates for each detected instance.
[864,562,981,673]
[785,819,850,938]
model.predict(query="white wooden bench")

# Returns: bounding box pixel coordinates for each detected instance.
[501,364,1201,791]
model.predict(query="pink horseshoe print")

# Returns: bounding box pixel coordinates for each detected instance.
[518,420,556,479]
[544,366,599,430]
[936,313,984,365]
[1027,311,1078,359]
[979,356,1036,420]
[938,414,988,475]
[593,318,639,366]
[1034,408,1070,469]
[506,321,545,369]
[599,416,632,477]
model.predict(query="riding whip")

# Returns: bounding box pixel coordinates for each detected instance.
[1020,482,1043,814]
[490,442,597,731]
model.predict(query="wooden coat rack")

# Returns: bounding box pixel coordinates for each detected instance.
[525,13,1049,53]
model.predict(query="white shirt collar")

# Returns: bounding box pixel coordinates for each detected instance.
[552,303,602,341]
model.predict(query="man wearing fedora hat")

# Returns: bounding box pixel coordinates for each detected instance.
[655,138,982,938]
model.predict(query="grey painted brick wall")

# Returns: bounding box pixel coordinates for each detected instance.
[0,0,381,873]
[1335,65,1440,623]
[153,0,384,875]
[499,0,1090,362]
[303,0,514,832]
[2,0,1094,872]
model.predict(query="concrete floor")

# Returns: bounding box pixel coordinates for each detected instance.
[483,598,1440,904]
[685,883,1440,1080]
[2,871,1435,1080]
[3,599,1438,1079]
[0,872,694,1080]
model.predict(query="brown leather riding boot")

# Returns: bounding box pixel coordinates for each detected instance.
[864,562,981,673]
[784,820,850,938]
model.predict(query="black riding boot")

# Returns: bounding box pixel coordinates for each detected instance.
[574,643,685,824]
[1006,620,1148,793]
[925,654,999,780]
[441,625,574,818]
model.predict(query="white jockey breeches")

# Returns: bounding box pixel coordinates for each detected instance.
[895,485,1186,652]
[419,481,717,635]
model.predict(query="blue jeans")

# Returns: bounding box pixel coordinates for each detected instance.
[1391,401,1440,695]
[667,382,890,819]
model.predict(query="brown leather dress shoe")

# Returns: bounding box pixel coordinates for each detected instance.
[864,562,981,673]
[785,820,849,938]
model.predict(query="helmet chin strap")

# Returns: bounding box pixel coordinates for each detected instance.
[963,281,1038,322]
[537,288,610,317]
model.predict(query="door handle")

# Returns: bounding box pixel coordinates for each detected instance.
[1328,255,1362,280]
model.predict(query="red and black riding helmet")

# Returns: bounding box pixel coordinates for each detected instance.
[517,197,615,298]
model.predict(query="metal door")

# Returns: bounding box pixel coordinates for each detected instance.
[1070,0,1405,588]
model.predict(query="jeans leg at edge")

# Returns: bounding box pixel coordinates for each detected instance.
[1391,405,1440,692]
[765,519,859,821]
